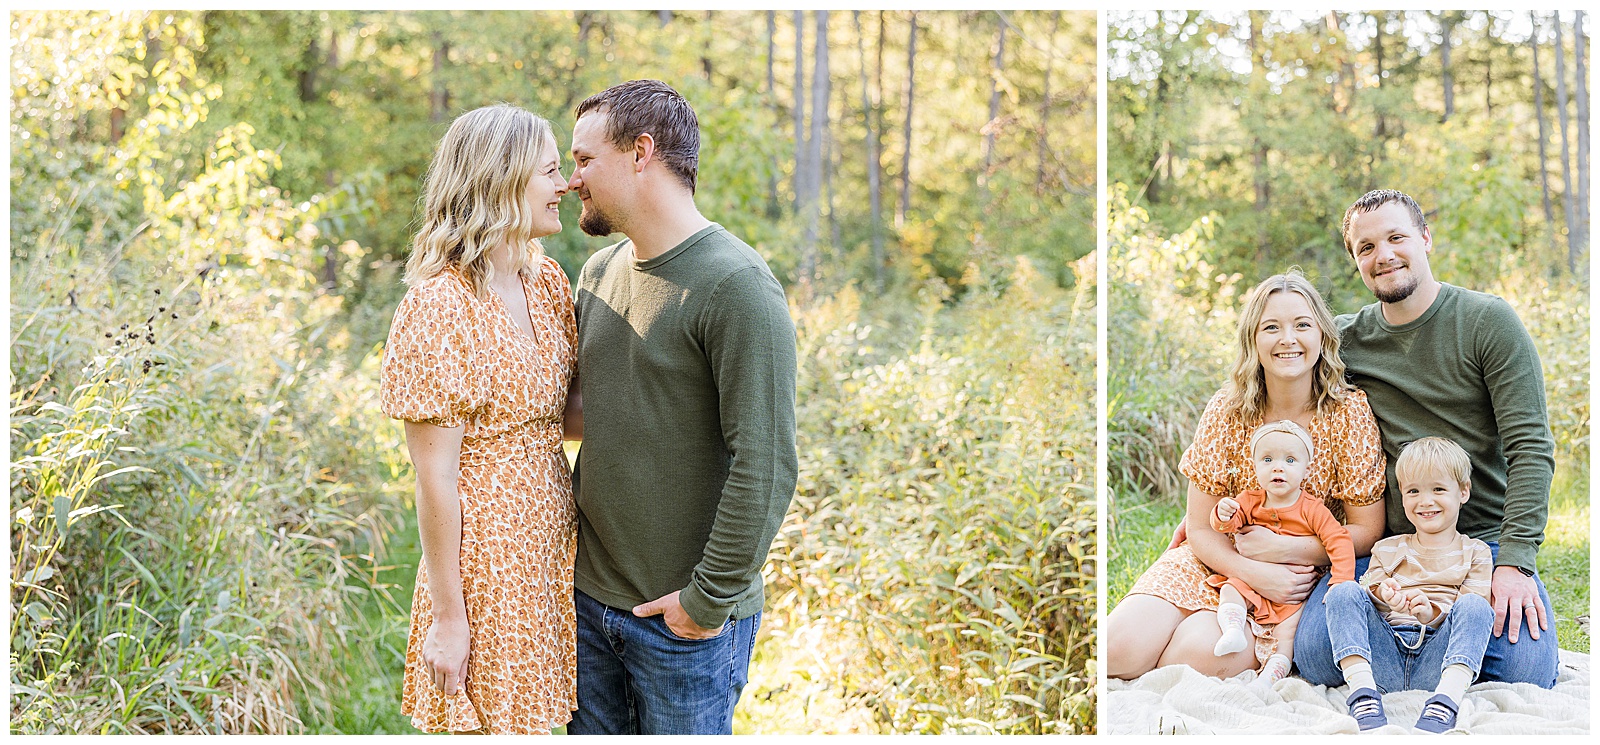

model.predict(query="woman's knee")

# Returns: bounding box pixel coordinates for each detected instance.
[1105,595,1184,678]
[1162,612,1257,678]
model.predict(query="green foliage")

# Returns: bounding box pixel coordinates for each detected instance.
[1107,187,1238,503]
[11,13,405,732]
[753,258,1096,734]
[1110,10,1588,311]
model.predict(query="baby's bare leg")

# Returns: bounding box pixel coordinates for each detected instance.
[1273,609,1301,663]
[1219,584,1247,609]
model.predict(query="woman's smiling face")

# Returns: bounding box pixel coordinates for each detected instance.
[1254,290,1322,386]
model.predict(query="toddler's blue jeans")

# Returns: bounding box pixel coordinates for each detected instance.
[1323,580,1493,691]
[1295,542,1558,689]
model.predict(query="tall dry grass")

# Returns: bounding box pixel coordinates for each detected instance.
[749,256,1096,734]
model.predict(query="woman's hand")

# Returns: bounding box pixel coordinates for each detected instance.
[1233,525,1327,565]
[1237,560,1320,605]
[423,616,472,695]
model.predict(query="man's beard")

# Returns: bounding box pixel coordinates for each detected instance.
[1373,270,1419,303]
[579,201,618,237]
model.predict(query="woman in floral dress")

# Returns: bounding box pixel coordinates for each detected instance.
[1106,270,1388,680]
[380,104,579,734]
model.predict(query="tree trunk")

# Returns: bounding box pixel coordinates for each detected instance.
[1554,12,1577,271]
[701,11,713,82]
[430,32,450,122]
[1037,10,1061,191]
[876,11,886,163]
[793,11,808,212]
[1484,13,1493,118]
[1531,14,1557,255]
[1373,11,1387,140]
[1326,12,1354,116]
[898,11,918,229]
[983,18,1006,179]
[765,10,780,217]
[1439,12,1455,122]
[1248,12,1270,215]
[800,10,829,285]
[299,32,321,103]
[766,10,776,94]
[854,11,884,287]
[1576,11,1591,253]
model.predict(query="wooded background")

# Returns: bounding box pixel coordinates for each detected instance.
[1110,10,1590,309]
[10,10,1096,734]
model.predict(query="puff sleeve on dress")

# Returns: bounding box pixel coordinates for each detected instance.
[380,278,486,428]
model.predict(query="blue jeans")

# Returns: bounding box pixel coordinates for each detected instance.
[1325,581,1493,691]
[1296,543,1559,689]
[568,588,761,735]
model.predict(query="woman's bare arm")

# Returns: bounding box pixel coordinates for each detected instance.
[562,374,582,441]
[404,420,471,694]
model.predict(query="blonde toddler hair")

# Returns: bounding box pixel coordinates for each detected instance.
[1395,436,1472,489]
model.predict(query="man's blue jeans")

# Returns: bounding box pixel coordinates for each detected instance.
[1295,543,1559,689]
[1324,581,1493,691]
[568,588,761,735]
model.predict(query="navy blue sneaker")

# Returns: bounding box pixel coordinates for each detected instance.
[1345,687,1387,731]
[1413,693,1460,734]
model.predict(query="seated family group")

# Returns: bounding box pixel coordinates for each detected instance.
[1106,190,1560,734]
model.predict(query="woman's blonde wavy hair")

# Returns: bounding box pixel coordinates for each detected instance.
[405,103,554,298]
[1221,269,1349,422]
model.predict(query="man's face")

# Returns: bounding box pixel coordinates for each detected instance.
[1347,202,1434,303]
[569,111,630,237]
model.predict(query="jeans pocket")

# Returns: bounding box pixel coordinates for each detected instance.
[659,615,732,643]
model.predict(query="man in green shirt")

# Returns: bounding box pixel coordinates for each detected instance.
[564,80,799,735]
[1294,189,1559,690]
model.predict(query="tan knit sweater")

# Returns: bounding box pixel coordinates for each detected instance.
[1359,532,1493,629]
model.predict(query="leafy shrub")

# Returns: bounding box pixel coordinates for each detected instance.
[10,15,404,732]
[759,256,1096,734]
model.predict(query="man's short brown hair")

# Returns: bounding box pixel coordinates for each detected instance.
[575,79,700,194]
[1341,189,1428,256]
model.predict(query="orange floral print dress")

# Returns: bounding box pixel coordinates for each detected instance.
[1126,388,1385,662]
[379,256,578,734]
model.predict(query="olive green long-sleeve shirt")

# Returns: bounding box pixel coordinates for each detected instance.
[573,224,798,629]
[1337,283,1555,573]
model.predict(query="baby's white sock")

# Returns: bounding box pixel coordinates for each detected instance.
[1257,653,1292,685]
[1341,659,1376,692]
[1213,603,1250,656]
[1435,663,1474,706]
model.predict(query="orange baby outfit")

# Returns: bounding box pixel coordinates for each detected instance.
[379,257,578,735]
[1205,488,1357,624]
